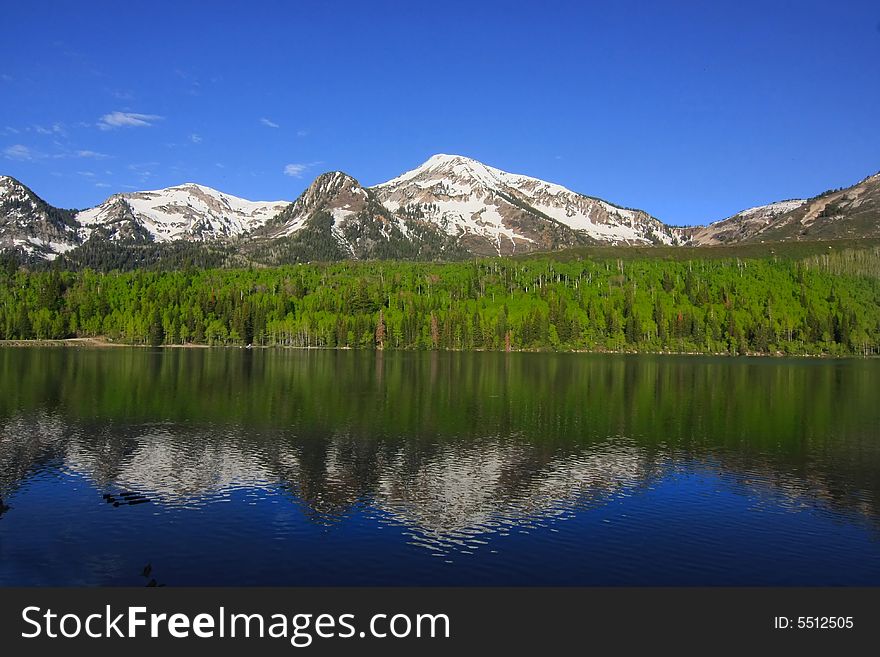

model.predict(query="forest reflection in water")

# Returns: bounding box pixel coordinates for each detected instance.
[0,348,878,585]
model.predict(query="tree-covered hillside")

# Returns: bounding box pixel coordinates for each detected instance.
[1,247,879,355]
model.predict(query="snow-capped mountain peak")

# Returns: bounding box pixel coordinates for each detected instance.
[0,175,80,260]
[76,183,289,243]
[4,157,879,263]
[375,153,508,191]
[263,171,371,238]
[371,154,686,253]
[0,175,33,203]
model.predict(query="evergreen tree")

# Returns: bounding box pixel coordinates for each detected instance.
[148,311,165,346]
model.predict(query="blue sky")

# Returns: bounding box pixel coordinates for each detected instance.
[1,0,878,225]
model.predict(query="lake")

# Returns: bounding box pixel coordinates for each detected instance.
[0,347,878,586]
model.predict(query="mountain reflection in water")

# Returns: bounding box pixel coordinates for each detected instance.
[0,349,878,585]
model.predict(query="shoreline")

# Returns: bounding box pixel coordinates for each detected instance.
[0,337,873,358]
[0,337,208,349]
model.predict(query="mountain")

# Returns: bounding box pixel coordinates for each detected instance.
[1,157,878,268]
[76,183,288,244]
[686,199,808,245]
[690,172,880,245]
[0,175,80,261]
[246,171,467,263]
[371,154,686,254]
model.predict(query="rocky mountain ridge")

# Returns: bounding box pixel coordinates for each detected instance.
[1,157,878,265]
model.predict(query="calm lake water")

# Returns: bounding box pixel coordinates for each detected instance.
[0,348,879,586]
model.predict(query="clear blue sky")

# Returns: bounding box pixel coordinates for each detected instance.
[1,0,878,225]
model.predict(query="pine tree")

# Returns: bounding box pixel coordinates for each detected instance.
[148,311,165,346]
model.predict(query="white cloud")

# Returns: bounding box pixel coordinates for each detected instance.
[3,144,34,160]
[127,161,159,183]
[34,123,66,136]
[260,117,280,129]
[75,149,110,159]
[0,73,12,82]
[1,144,110,161]
[189,133,202,143]
[76,171,96,177]
[296,129,309,137]
[283,163,309,177]
[95,182,112,188]
[98,111,163,130]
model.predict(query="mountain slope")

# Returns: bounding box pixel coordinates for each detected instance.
[371,154,688,254]
[738,172,880,242]
[0,176,80,260]
[689,172,880,245]
[2,158,879,267]
[76,183,288,243]
[244,171,467,264]
[687,199,809,245]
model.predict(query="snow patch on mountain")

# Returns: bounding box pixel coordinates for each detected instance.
[0,175,80,259]
[734,199,807,221]
[265,171,369,238]
[685,198,810,245]
[77,183,289,242]
[372,154,681,250]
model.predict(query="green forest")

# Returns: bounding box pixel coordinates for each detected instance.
[1,247,879,355]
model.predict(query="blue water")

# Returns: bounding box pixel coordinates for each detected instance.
[2,461,878,586]
[0,348,878,586]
